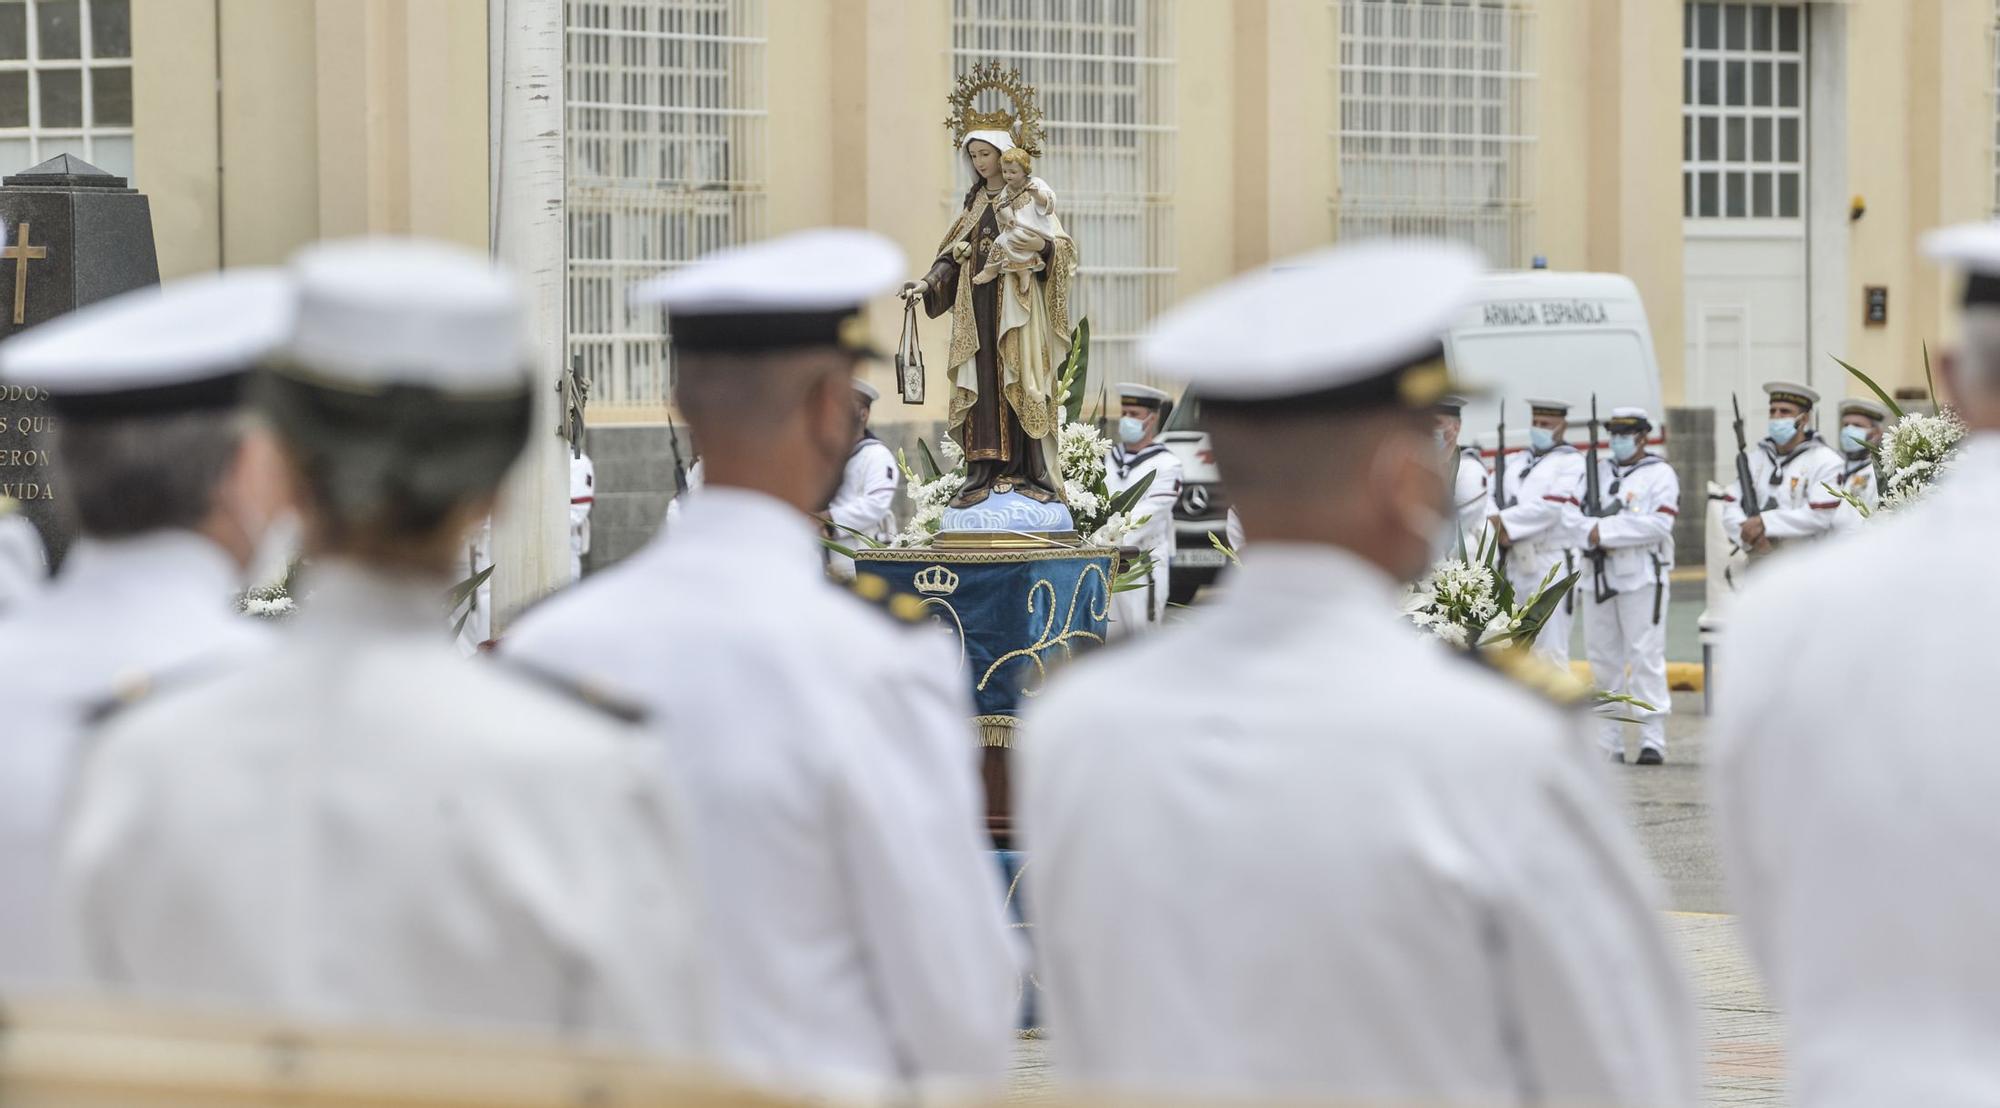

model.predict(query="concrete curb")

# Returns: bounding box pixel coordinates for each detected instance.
[1571,660,1705,693]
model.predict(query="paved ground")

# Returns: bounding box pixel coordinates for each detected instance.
[1010,692,1787,1104]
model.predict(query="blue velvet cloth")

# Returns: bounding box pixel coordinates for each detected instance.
[853,546,1115,721]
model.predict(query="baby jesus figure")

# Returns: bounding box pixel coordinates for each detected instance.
[972,147,1060,287]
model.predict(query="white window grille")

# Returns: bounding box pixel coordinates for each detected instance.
[1682,2,1805,220]
[950,0,1177,392]
[0,0,133,178]
[565,0,767,412]
[1335,0,1537,268]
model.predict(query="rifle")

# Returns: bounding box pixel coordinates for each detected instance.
[666,406,690,497]
[1582,395,1615,604]
[1730,394,1764,521]
[1493,398,1509,572]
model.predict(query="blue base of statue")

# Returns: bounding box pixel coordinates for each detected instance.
[940,489,1075,534]
[853,541,1115,845]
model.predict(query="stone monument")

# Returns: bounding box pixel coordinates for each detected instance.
[0,154,162,564]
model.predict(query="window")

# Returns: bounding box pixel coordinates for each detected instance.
[565,0,767,412]
[0,0,133,178]
[1682,2,1805,220]
[1336,0,1537,267]
[950,0,1178,391]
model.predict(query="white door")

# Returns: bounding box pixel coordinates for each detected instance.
[1681,2,1810,448]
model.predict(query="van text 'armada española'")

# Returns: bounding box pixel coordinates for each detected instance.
[1481,300,1611,327]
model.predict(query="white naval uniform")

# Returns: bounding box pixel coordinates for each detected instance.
[1020,544,1698,1106]
[1446,446,1490,560]
[1104,442,1183,635]
[1580,453,1680,756]
[1711,433,2000,1108]
[1830,452,1880,534]
[569,451,595,581]
[0,531,265,990]
[825,432,900,580]
[504,488,1017,1098]
[0,511,45,612]
[1492,444,1586,663]
[59,562,708,1054]
[1718,435,1845,552]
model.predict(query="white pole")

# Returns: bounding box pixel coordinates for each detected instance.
[487,0,569,631]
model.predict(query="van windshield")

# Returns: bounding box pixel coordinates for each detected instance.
[1449,330,1657,440]
[1163,392,1202,432]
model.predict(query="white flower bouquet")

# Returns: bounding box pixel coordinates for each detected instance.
[1403,531,1576,651]
[1831,351,1966,517]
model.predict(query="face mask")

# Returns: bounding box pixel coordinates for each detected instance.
[1610,434,1640,463]
[1840,425,1871,455]
[1768,417,1799,445]
[1529,426,1556,453]
[1118,416,1147,445]
[1433,429,1447,450]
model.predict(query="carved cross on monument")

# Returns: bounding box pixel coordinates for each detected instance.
[3,221,47,325]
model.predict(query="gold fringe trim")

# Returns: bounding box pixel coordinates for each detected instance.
[975,715,1018,748]
[854,546,1113,564]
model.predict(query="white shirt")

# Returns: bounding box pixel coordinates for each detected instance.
[504,487,1017,1098]
[59,561,707,1054]
[0,512,44,612]
[1831,452,1879,533]
[1020,543,1698,1106]
[0,531,265,989]
[1712,432,2000,1108]
[1492,444,1585,558]
[827,434,901,579]
[569,451,596,574]
[1445,447,1490,560]
[1104,442,1184,627]
[1719,435,1845,547]
[1583,453,1680,592]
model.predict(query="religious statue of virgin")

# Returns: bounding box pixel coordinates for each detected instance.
[900,63,1079,515]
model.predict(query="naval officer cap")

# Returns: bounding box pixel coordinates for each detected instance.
[634,228,904,357]
[1140,239,1483,408]
[0,268,295,420]
[1606,406,1652,433]
[1764,380,1819,410]
[1839,397,1889,422]
[1922,221,2000,307]
[284,237,531,394]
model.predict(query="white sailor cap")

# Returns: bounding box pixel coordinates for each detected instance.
[1606,406,1652,431]
[633,228,904,357]
[0,268,294,418]
[1839,397,1889,422]
[1764,380,1819,409]
[1525,398,1571,417]
[852,377,880,403]
[1140,239,1483,405]
[1432,394,1470,416]
[1922,221,2000,307]
[1116,382,1171,409]
[281,238,529,395]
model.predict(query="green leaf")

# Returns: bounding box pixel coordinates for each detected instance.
[1923,341,1938,410]
[1831,355,1907,420]
[1104,469,1157,519]
[1494,569,1580,647]
[1207,530,1242,568]
[445,564,495,613]
[1112,550,1154,592]
[916,438,945,483]
[827,521,891,549]
[818,538,860,561]
[1821,481,1871,520]
[1060,318,1091,427]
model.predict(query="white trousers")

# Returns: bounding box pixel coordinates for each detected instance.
[1505,548,1574,666]
[1583,578,1670,755]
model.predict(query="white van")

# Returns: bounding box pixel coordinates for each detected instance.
[1446,271,1669,456]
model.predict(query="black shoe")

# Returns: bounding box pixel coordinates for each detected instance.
[1609,751,1626,764]
[1636,748,1665,765]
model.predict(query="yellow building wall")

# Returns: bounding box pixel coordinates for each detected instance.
[134,0,487,279]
